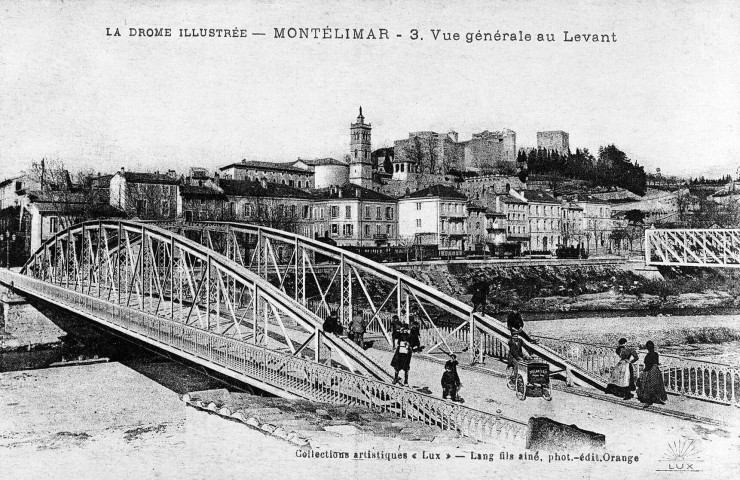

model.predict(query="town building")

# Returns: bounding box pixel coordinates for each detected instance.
[560,202,585,248]
[311,184,396,247]
[567,193,614,254]
[220,178,315,237]
[467,203,506,253]
[398,185,468,253]
[290,158,348,189]
[537,131,570,155]
[459,174,525,202]
[109,168,180,220]
[521,190,562,252]
[494,192,530,251]
[219,160,314,189]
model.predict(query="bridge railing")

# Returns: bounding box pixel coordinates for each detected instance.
[0,270,527,444]
[645,228,740,268]
[532,334,740,406]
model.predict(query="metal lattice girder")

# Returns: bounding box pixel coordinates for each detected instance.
[20,220,391,382]
[169,221,612,391]
[645,228,740,268]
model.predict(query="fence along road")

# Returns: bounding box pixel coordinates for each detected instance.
[0,220,527,444]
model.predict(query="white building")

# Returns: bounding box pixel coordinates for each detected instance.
[290,158,349,189]
[398,185,468,252]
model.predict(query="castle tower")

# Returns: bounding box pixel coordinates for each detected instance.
[349,107,373,188]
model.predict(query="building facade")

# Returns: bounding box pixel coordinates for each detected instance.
[398,185,468,252]
[109,169,180,220]
[311,184,397,247]
[291,158,349,189]
[522,190,562,252]
[219,160,314,189]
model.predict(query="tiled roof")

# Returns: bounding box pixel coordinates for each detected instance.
[313,184,395,202]
[407,185,467,200]
[522,190,560,204]
[122,171,180,185]
[569,193,611,205]
[219,160,308,174]
[501,194,527,205]
[179,184,227,199]
[293,158,347,167]
[219,179,314,199]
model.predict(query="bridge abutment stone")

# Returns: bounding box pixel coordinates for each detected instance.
[1,287,65,351]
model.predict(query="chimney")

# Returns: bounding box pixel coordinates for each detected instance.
[167,169,176,178]
[120,167,125,173]
[242,158,247,164]
[338,187,343,198]
[355,188,360,198]
[260,178,268,189]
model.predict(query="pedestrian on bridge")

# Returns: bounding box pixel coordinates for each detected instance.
[471,282,489,316]
[506,307,537,344]
[391,314,403,348]
[323,310,342,336]
[350,313,367,349]
[607,338,638,400]
[637,340,667,408]
[441,362,460,402]
[391,327,412,386]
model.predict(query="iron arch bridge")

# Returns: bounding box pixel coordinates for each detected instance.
[645,229,740,268]
[0,219,531,443]
[159,221,610,391]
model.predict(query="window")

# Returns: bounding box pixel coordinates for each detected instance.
[49,216,58,233]
[365,206,371,219]
[302,205,310,219]
[345,206,351,219]
[376,224,381,235]
[376,206,381,219]
[331,224,338,236]
[244,204,251,217]
[343,224,354,237]
[331,205,339,219]
[416,202,422,210]
[385,207,393,220]
[290,205,296,217]
[416,219,422,227]
[364,225,370,236]
[386,224,392,234]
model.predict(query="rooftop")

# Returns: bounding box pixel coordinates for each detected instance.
[219,179,314,199]
[313,184,395,202]
[406,184,468,200]
[121,171,180,185]
[219,160,308,174]
[521,190,560,204]
[292,158,347,167]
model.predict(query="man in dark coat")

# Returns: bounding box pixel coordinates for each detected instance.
[506,307,536,343]
[471,282,489,315]
[323,310,341,336]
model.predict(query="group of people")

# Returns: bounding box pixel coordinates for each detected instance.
[322,310,370,348]
[606,337,668,408]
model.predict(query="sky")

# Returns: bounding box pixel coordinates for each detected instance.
[1,0,739,180]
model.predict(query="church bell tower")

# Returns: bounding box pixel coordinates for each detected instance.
[349,107,373,188]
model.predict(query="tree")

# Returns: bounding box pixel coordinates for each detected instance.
[24,158,108,227]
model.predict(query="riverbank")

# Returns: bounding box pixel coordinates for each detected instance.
[402,263,740,314]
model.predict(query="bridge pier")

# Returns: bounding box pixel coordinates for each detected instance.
[1,284,65,350]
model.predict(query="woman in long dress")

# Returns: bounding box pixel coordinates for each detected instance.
[607,338,638,400]
[391,327,413,386]
[638,340,668,407]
